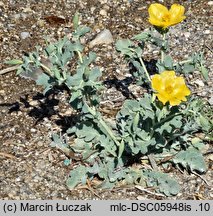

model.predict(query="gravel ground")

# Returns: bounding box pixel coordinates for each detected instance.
[0,0,212,200]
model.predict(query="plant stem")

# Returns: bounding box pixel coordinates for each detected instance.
[77,51,83,63]
[203,136,213,141]
[153,112,182,130]
[76,50,120,154]
[98,118,121,147]
[83,99,120,149]
[130,48,151,83]
[167,129,195,143]
[161,33,166,62]
[40,63,52,75]
[138,57,151,82]
[173,59,192,67]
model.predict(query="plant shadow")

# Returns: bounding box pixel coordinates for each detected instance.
[0,85,79,133]
[129,58,158,87]
[103,76,136,99]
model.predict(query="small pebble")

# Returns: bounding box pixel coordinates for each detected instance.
[23,7,33,13]
[208,96,213,105]
[207,1,213,6]
[90,6,96,13]
[194,79,205,87]
[98,0,107,4]
[29,100,39,106]
[137,196,150,200]
[16,177,21,182]
[184,32,191,38]
[99,9,108,16]
[204,30,210,34]
[13,14,21,20]
[0,90,5,94]
[208,154,213,161]
[20,32,30,39]
[37,141,44,147]
[89,29,113,47]
[37,20,45,27]
[30,128,36,133]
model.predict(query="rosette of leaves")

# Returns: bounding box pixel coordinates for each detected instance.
[6,12,210,196]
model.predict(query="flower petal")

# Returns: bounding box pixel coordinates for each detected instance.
[148,17,166,28]
[151,74,163,92]
[156,93,168,105]
[169,4,186,26]
[169,4,185,19]
[148,3,186,28]
[148,3,169,20]
[161,70,176,78]
[169,98,181,106]
[148,3,169,27]
[151,70,191,106]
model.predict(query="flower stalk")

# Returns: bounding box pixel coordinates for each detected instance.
[130,48,151,83]
[161,33,166,62]
[77,51,83,64]
[138,56,151,82]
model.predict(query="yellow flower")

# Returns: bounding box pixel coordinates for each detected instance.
[151,71,191,106]
[148,3,186,29]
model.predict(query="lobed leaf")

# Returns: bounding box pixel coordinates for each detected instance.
[143,170,180,196]
[173,148,207,173]
[115,39,135,57]
[5,59,23,65]
[67,165,88,189]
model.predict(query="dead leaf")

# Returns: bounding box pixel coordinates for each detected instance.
[43,15,68,25]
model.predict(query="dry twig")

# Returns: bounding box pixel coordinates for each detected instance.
[0,65,19,75]
[135,185,166,197]
[191,170,210,186]
[77,185,102,199]
[204,43,213,54]
[0,152,16,159]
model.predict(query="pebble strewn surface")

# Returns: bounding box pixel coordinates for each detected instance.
[0,0,212,199]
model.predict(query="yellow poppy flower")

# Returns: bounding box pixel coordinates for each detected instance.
[151,71,191,106]
[148,3,186,29]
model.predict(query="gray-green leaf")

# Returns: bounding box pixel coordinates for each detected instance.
[173,148,207,173]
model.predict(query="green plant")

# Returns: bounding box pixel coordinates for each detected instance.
[6,6,211,197]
